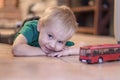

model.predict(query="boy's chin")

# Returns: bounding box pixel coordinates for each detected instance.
[44,51,51,54]
[41,48,50,54]
[41,46,63,54]
[41,46,53,54]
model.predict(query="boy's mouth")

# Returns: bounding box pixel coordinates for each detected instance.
[41,45,62,54]
[43,46,55,54]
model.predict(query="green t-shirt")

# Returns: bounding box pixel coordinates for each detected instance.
[16,20,74,47]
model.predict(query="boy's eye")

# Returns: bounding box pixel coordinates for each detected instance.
[48,34,53,39]
[58,41,64,44]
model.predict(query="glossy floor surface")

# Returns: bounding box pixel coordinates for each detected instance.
[0,33,119,80]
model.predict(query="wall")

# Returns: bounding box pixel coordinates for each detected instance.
[114,0,120,42]
[109,0,114,36]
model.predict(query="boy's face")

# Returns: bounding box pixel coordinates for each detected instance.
[38,22,73,54]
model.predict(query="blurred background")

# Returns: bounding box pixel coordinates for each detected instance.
[0,0,114,44]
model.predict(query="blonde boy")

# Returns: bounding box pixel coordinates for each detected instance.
[12,5,83,57]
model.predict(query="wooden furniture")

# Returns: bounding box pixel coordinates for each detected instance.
[0,0,21,44]
[0,0,21,20]
[66,0,112,35]
[0,28,18,44]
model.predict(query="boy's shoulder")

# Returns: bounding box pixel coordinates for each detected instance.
[24,20,38,26]
[22,16,40,27]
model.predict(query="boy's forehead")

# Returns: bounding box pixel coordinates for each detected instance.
[50,22,69,32]
[54,31,72,41]
[42,20,74,40]
[47,25,72,40]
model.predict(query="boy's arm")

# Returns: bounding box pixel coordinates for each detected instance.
[12,34,46,56]
[47,42,86,57]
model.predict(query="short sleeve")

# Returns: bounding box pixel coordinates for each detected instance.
[65,41,75,46]
[19,21,34,43]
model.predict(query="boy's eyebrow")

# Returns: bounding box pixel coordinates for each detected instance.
[49,32,67,42]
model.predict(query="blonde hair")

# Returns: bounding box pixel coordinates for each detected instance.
[40,5,78,35]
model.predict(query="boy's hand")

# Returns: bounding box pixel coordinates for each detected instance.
[47,48,70,57]
[47,51,68,57]
[47,42,87,57]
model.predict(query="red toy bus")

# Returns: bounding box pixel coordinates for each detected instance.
[79,44,120,64]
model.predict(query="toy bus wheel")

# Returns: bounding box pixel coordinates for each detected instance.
[98,58,103,63]
[87,60,91,64]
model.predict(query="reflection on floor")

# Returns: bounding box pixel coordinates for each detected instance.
[0,33,118,80]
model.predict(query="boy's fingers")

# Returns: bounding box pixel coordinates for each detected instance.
[57,54,63,57]
[53,53,60,57]
[47,51,67,57]
[47,53,53,57]
[47,53,58,57]
[50,53,62,57]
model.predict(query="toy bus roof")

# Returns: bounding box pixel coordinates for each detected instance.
[80,44,120,49]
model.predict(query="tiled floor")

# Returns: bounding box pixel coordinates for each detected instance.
[0,33,119,80]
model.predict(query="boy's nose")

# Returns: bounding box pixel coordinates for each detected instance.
[49,42,56,50]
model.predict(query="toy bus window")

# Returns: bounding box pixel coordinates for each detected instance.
[86,50,91,57]
[116,48,120,53]
[93,50,99,56]
[80,49,86,56]
[86,49,91,53]
[103,49,109,54]
[80,49,91,56]
[114,48,119,53]
[98,49,103,55]
[109,48,114,54]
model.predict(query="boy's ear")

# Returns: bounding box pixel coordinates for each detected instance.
[37,21,43,32]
